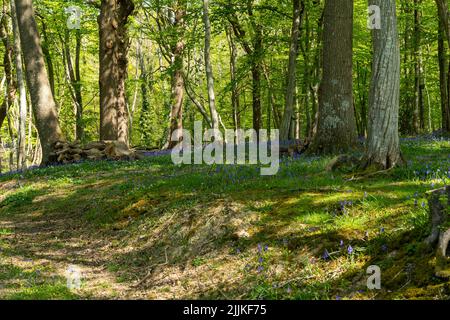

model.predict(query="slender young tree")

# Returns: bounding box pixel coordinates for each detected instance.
[14,0,64,165]
[309,0,357,154]
[280,0,304,142]
[203,0,220,132]
[364,0,403,169]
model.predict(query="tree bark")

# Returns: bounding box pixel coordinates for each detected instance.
[280,0,304,142]
[167,4,186,150]
[364,0,403,170]
[309,0,357,154]
[98,0,134,145]
[14,0,64,165]
[228,0,263,132]
[226,26,240,133]
[203,0,220,132]
[439,15,450,132]
[10,0,27,169]
[0,11,16,133]
[413,0,425,133]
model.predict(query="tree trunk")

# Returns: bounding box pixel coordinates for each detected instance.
[364,0,403,170]
[14,0,64,165]
[310,0,357,154]
[167,4,186,150]
[413,0,425,133]
[0,11,16,133]
[203,0,220,132]
[10,0,27,169]
[64,29,84,141]
[439,16,450,132]
[280,0,304,142]
[228,0,263,132]
[98,0,134,145]
[75,29,83,141]
[226,26,240,134]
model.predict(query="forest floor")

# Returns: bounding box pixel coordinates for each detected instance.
[1,138,450,300]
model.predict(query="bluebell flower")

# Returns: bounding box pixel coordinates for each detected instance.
[322,249,331,260]
[381,244,388,252]
[347,245,354,255]
[340,240,344,247]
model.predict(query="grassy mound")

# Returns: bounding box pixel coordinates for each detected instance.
[1,138,450,299]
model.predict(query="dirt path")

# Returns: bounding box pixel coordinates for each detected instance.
[0,208,139,299]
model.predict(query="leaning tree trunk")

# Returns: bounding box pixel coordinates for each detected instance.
[364,0,403,170]
[14,0,64,165]
[280,0,304,142]
[98,0,134,145]
[309,0,357,154]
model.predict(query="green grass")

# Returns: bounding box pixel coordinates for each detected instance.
[1,138,450,299]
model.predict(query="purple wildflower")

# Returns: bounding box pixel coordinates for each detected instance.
[347,245,354,255]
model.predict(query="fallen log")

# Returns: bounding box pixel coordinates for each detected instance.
[425,187,450,278]
[51,140,137,165]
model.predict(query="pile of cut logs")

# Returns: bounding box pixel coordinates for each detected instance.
[49,140,139,164]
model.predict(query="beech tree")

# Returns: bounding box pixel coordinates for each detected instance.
[364,0,403,169]
[98,0,134,145]
[14,0,64,165]
[309,0,357,154]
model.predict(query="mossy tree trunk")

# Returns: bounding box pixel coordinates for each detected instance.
[309,0,357,154]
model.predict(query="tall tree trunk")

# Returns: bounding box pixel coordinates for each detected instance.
[203,0,220,131]
[226,26,240,133]
[10,0,27,169]
[98,0,134,145]
[14,0,64,165]
[280,0,304,142]
[364,0,403,169]
[228,0,263,132]
[64,29,84,141]
[0,10,16,133]
[439,15,450,131]
[436,0,450,46]
[75,29,83,141]
[413,0,425,133]
[310,0,357,154]
[167,4,186,150]
[249,0,262,132]
[40,20,55,97]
